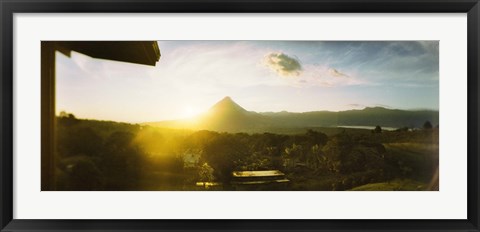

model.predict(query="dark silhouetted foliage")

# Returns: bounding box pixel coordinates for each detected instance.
[423,121,433,129]
[54,114,438,191]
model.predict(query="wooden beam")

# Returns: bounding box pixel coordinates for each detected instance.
[41,42,56,191]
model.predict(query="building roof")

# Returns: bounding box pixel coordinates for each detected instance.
[232,170,285,178]
[55,41,160,66]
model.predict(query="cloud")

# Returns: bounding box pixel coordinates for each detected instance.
[375,104,392,108]
[290,64,365,88]
[417,41,439,54]
[348,103,365,108]
[328,68,349,78]
[263,52,302,77]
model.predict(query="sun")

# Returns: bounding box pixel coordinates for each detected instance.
[182,105,201,119]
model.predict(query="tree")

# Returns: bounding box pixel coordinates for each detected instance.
[283,143,305,170]
[59,111,68,118]
[198,163,215,184]
[423,121,433,129]
[101,131,145,190]
[202,134,245,183]
[57,111,78,126]
[58,156,105,190]
[58,127,103,157]
[305,129,328,146]
[374,125,382,133]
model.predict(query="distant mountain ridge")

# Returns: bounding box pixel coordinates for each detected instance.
[143,97,439,133]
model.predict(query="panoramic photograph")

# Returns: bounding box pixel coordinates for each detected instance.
[47,41,439,191]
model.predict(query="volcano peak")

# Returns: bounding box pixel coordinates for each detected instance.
[209,96,247,113]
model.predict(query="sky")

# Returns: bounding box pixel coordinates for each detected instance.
[56,41,439,123]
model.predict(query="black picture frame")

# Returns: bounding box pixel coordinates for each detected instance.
[1,0,479,231]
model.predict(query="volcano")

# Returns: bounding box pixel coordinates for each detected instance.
[200,96,268,132]
[208,96,248,116]
[144,96,268,132]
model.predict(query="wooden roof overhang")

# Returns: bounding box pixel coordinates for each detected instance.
[55,41,160,66]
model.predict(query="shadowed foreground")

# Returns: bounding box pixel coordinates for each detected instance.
[53,113,438,191]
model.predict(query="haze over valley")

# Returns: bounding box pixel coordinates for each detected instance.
[145,96,439,133]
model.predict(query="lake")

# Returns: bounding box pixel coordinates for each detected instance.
[337,125,398,131]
